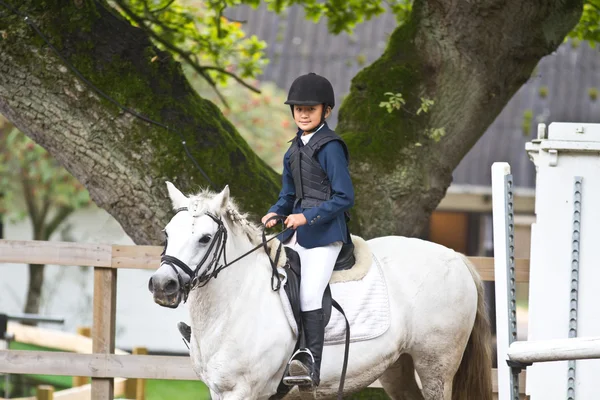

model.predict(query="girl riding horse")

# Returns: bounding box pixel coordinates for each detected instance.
[262,72,354,388]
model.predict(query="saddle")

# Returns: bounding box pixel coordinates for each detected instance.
[334,240,356,271]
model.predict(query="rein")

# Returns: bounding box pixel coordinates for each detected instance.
[160,210,290,301]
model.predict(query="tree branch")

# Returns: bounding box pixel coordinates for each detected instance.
[20,169,40,231]
[222,14,247,24]
[43,205,74,240]
[38,188,52,229]
[148,0,176,14]
[200,66,261,93]
[111,0,231,107]
[111,0,260,105]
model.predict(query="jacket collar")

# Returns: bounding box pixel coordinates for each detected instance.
[289,122,330,144]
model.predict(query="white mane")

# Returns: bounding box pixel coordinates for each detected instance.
[185,188,264,245]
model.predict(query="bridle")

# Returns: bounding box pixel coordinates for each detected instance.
[160,208,290,302]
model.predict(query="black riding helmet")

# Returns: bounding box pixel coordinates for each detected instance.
[284,73,335,130]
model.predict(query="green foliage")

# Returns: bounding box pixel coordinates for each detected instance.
[378,92,443,146]
[0,121,91,229]
[386,0,413,24]
[426,127,446,142]
[115,0,269,97]
[356,53,367,66]
[416,97,434,115]
[380,93,435,116]
[265,0,411,34]
[112,0,416,99]
[568,0,600,45]
[522,109,533,136]
[379,92,406,113]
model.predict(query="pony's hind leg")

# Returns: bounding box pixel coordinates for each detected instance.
[378,354,424,400]
[411,345,465,400]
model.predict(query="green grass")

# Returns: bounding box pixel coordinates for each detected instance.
[347,388,390,399]
[144,380,211,400]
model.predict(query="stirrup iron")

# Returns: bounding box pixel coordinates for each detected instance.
[282,348,315,387]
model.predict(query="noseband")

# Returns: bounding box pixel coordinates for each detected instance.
[160,209,289,302]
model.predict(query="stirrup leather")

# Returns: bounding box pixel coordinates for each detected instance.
[282,348,316,387]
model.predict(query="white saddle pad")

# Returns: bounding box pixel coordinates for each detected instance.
[278,253,391,346]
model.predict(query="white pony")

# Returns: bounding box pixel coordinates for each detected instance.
[149,182,493,400]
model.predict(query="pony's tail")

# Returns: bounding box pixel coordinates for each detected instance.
[452,254,494,400]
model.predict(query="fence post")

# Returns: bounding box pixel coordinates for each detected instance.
[125,347,148,400]
[72,326,92,387]
[36,385,54,400]
[91,267,117,400]
[492,162,520,400]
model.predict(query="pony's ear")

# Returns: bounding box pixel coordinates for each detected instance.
[213,185,230,212]
[166,181,188,209]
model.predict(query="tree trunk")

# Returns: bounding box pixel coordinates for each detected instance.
[0,0,280,245]
[338,0,583,238]
[21,220,47,321]
[0,0,583,244]
[23,264,45,317]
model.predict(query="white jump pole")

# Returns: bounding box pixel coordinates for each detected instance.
[508,337,600,364]
[492,162,519,400]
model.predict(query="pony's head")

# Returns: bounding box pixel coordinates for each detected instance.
[148,181,261,308]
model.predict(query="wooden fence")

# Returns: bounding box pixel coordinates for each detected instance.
[0,323,147,400]
[0,239,531,399]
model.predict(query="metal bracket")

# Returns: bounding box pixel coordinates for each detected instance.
[567,177,582,400]
[504,174,520,400]
[507,359,532,372]
[548,149,558,167]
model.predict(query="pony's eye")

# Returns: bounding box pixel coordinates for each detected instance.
[199,235,212,244]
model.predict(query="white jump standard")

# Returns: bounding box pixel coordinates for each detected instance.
[493,122,600,400]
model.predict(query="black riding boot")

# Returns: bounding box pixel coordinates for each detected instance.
[285,309,325,387]
[178,321,191,343]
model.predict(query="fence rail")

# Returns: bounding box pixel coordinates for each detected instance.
[0,239,530,281]
[0,238,531,399]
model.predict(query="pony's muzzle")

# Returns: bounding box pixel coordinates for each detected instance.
[148,274,182,308]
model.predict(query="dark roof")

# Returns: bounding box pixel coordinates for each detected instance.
[454,41,600,188]
[226,5,600,189]
[225,4,397,127]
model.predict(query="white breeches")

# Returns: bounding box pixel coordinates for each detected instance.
[287,233,342,311]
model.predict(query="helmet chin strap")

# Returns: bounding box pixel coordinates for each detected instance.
[303,122,325,134]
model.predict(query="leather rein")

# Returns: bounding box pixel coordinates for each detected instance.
[160,209,290,302]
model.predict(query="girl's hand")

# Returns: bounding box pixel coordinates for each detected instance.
[285,213,307,229]
[262,212,278,228]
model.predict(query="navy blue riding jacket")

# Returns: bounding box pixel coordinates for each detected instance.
[268,123,355,249]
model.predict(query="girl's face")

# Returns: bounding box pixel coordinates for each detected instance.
[293,104,331,132]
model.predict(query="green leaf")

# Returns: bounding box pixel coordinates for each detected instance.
[567,1,600,45]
